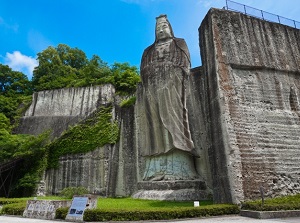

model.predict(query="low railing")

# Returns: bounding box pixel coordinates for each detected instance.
[225,0,300,29]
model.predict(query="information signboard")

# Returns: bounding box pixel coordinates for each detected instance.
[66,197,89,221]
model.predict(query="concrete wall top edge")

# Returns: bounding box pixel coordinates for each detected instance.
[200,7,300,72]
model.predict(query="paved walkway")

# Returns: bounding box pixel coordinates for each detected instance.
[1,215,300,223]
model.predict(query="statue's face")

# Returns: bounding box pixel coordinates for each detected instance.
[156,21,172,41]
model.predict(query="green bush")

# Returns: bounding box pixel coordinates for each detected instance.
[83,204,239,222]
[242,202,300,211]
[59,187,89,199]
[0,197,28,205]
[0,201,26,215]
[242,193,300,211]
[120,96,136,107]
[55,207,69,219]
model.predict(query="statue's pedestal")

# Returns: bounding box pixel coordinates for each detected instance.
[132,180,208,201]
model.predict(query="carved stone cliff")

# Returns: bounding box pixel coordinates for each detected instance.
[200,8,300,203]
[16,85,115,138]
[15,85,137,197]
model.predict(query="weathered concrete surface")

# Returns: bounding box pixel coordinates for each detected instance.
[199,8,300,203]
[25,85,114,117]
[45,145,112,195]
[23,200,71,220]
[188,66,213,192]
[108,104,137,197]
[16,85,114,138]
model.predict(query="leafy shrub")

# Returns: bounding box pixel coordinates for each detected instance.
[0,197,28,205]
[83,204,239,222]
[55,207,69,219]
[0,201,27,215]
[242,193,300,211]
[59,187,89,199]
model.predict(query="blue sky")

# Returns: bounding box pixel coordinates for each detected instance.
[1,0,299,79]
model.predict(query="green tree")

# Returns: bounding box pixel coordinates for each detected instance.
[74,55,112,87]
[0,113,11,131]
[0,128,50,197]
[32,44,141,94]
[32,44,87,91]
[111,62,140,95]
[56,44,88,69]
[0,64,32,96]
[0,95,17,121]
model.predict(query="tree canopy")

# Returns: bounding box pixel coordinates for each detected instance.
[0,64,32,96]
[32,43,140,94]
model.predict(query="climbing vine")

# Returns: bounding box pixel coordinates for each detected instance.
[47,105,119,169]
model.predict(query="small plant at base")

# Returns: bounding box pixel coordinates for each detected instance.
[59,187,89,199]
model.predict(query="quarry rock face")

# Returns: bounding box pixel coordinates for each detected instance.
[200,8,300,203]
[44,104,137,197]
[16,85,115,138]
[16,84,137,197]
[13,8,300,204]
[45,146,112,195]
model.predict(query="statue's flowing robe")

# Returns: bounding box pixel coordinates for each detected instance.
[139,38,196,157]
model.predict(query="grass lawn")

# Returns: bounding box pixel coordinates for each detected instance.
[96,197,213,210]
[1,196,238,221]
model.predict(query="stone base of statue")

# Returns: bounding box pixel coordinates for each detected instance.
[142,150,199,181]
[132,180,207,201]
[133,149,208,201]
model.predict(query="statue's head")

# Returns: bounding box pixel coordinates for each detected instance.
[155,14,174,42]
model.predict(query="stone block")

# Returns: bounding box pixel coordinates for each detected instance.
[23,200,71,220]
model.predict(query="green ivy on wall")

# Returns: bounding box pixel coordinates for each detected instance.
[47,105,119,169]
[120,96,136,108]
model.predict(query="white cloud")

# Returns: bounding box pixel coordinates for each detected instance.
[4,51,38,79]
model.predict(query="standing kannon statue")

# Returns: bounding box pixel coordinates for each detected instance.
[138,15,199,181]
